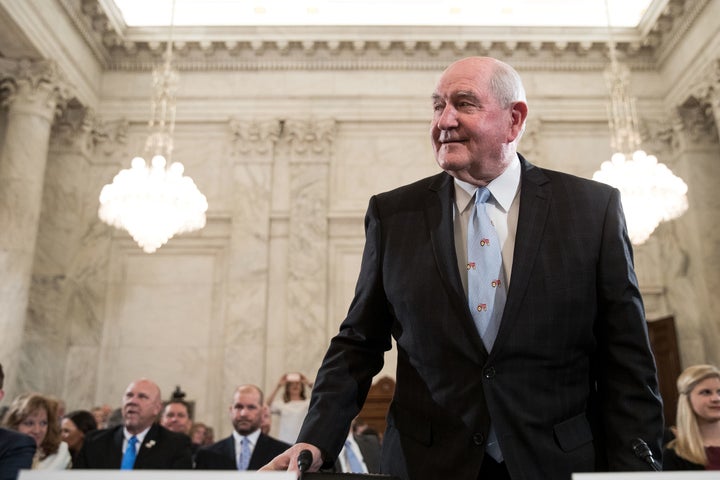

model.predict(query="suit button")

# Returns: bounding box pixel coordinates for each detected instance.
[484,367,496,379]
[472,433,485,445]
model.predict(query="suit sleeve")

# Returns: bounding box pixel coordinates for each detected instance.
[168,434,193,469]
[0,431,36,480]
[297,195,393,465]
[595,188,664,468]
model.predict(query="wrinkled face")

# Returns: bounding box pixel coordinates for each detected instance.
[230,389,263,436]
[161,403,192,434]
[18,408,48,447]
[689,377,720,424]
[122,380,162,434]
[60,418,84,451]
[430,58,521,186]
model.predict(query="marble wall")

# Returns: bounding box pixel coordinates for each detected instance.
[1,1,719,437]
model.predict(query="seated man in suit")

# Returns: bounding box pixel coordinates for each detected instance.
[195,384,290,470]
[0,362,36,480]
[333,426,381,474]
[74,378,192,469]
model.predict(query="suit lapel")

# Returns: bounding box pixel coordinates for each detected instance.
[134,424,159,468]
[112,426,124,467]
[425,173,489,357]
[222,436,237,468]
[492,155,550,351]
[248,434,265,470]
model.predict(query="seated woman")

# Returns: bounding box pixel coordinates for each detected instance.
[61,410,97,464]
[2,393,71,469]
[663,364,720,470]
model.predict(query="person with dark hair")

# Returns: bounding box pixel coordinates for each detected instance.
[2,393,70,469]
[0,362,36,480]
[160,400,192,436]
[266,373,312,444]
[261,56,664,480]
[61,410,97,464]
[663,364,720,470]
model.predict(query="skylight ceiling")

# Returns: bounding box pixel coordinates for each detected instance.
[112,0,655,28]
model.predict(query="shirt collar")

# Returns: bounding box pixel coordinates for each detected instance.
[454,154,521,213]
[124,426,151,444]
[232,428,261,448]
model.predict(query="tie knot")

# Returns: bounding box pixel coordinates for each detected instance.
[475,187,491,205]
[128,436,138,446]
[345,439,352,447]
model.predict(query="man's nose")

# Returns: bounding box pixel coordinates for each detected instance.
[436,105,458,129]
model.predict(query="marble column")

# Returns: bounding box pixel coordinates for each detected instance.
[222,119,281,426]
[284,118,336,375]
[0,59,70,394]
[658,99,720,368]
[17,105,117,408]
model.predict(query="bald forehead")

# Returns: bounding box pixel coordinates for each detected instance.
[233,385,262,403]
[127,380,161,400]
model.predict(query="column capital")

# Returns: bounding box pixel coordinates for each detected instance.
[0,59,73,121]
[229,118,282,161]
[284,118,336,158]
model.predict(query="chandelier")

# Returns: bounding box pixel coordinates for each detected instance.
[98,0,207,253]
[592,1,687,245]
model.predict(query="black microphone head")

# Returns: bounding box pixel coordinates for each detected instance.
[297,449,313,473]
[632,437,651,458]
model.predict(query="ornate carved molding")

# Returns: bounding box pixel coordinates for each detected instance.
[58,0,113,67]
[284,118,336,157]
[88,117,130,165]
[675,97,718,145]
[0,59,73,120]
[58,0,703,72]
[229,118,282,158]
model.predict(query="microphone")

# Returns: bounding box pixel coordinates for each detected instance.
[297,449,313,474]
[632,438,661,472]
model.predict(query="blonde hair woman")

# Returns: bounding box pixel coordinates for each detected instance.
[2,393,71,470]
[663,364,720,470]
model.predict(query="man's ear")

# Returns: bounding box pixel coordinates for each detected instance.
[508,101,529,142]
[0,389,4,402]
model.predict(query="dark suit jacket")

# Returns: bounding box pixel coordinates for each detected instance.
[662,447,705,471]
[298,156,664,480]
[0,428,36,480]
[73,423,192,469]
[194,432,291,470]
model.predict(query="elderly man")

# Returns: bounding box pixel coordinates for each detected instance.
[195,384,290,470]
[74,378,192,469]
[262,56,663,480]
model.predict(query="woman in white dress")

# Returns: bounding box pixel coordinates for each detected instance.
[267,372,313,444]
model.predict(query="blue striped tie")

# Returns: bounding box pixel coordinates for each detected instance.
[344,439,365,473]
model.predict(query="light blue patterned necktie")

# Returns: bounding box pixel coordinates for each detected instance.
[237,436,251,470]
[467,187,506,463]
[344,439,365,473]
[467,187,506,350]
[120,435,138,470]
